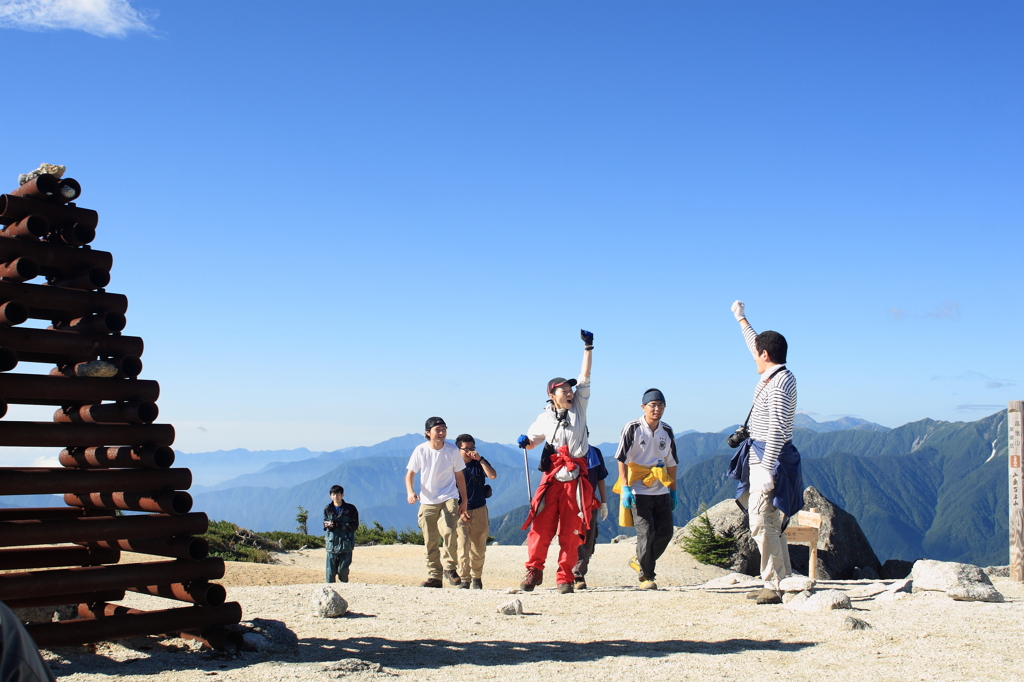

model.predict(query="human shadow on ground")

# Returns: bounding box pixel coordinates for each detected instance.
[296,636,817,669]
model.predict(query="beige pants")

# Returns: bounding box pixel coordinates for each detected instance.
[456,506,489,580]
[748,486,792,590]
[418,499,459,579]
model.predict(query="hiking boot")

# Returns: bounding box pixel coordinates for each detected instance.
[639,579,658,590]
[573,579,588,590]
[628,556,641,574]
[520,568,543,592]
[471,578,483,590]
[420,578,443,588]
[457,579,470,589]
[444,569,462,586]
[755,588,783,605]
[557,583,574,594]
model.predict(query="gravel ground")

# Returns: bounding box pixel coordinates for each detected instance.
[38,541,1024,682]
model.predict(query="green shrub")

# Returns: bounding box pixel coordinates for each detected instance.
[261,531,326,550]
[354,521,424,546]
[201,520,276,563]
[680,506,736,567]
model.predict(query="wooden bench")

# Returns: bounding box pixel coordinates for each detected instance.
[784,507,821,579]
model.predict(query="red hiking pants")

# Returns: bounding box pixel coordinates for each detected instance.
[525,479,585,585]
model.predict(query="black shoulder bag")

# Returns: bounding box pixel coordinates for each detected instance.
[726,366,786,448]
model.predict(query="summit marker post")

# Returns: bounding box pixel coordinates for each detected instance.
[1009,401,1024,583]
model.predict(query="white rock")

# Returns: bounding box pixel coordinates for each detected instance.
[911,560,991,591]
[497,599,524,615]
[886,578,913,594]
[947,583,1004,603]
[311,585,348,617]
[787,589,851,612]
[876,590,909,602]
[703,573,755,588]
[848,581,888,598]
[785,590,812,606]
[243,633,270,651]
[779,576,816,593]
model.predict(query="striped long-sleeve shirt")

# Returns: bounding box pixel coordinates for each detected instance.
[743,324,797,474]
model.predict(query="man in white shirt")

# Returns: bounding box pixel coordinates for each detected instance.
[516,330,598,594]
[405,417,470,588]
[615,389,678,590]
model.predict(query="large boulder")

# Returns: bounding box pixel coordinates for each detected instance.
[911,559,991,591]
[681,487,882,580]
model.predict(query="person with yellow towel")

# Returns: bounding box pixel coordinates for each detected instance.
[613,388,678,590]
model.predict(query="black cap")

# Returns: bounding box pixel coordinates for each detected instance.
[642,388,666,405]
[425,417,447,431]
[547,377,577,394]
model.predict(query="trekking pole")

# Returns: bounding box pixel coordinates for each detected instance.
[523,448,532,504]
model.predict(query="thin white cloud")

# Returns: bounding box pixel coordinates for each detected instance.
[0,0,154,37]
[955,404,1004,412]
[930,371,1016,388]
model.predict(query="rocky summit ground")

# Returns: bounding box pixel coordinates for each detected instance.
[40,540,1024,682]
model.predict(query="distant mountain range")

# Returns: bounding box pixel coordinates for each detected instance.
[490,411,1009,566]
[3,411,1003,567]
[793,413,890,433]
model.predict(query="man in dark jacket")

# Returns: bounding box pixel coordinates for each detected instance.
[324,485,359,583]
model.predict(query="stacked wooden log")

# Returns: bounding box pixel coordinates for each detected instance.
[0,169,242,650]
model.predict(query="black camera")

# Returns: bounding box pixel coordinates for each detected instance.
[726,425,749,449]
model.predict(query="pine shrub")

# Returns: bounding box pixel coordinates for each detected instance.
[680,506,736,566]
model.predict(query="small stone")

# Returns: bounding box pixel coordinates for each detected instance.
[311,585,348,617]
[853,566,880,580]
[946,583,1004,603]
[848,582,888,598]
[779,576,816,592]
[788,589,851,612]
[610,535,627,544]
[984,565,1010,578]
[755,588,782,605]
[324,659,383,673]
[74,360,118,378]
[505,588,521,594]
[841,616,872,631]
[242,633,269,651]
[497,599,524,615]
[703,573,757,588]
[886,578,913,594]
[18,163,65,185]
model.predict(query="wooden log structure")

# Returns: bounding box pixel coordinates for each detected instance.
[0,168,240,648]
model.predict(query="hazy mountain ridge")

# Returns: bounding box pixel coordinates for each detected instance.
[491,411,1009,566]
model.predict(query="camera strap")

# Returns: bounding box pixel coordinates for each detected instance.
[740,365,787,430]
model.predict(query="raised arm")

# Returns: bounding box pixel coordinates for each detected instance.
[580,329,593,379]
[732,300,759,359]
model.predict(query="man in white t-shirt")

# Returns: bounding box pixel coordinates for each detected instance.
[406,416,470,588]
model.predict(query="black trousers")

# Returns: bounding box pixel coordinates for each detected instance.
[634,493,673,580]
[572,519,599,579]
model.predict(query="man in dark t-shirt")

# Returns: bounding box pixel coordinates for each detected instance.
[572,445,609,589]
[454,434,497,589]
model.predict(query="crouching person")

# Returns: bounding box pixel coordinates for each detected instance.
[324,485,359,583]
[455,434,497,589]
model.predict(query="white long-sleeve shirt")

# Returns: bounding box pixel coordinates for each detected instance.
[743,324,797,474]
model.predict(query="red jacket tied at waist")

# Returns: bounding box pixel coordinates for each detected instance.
[521,445,598,532]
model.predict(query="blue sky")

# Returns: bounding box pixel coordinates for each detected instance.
[0,0,1021,461]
